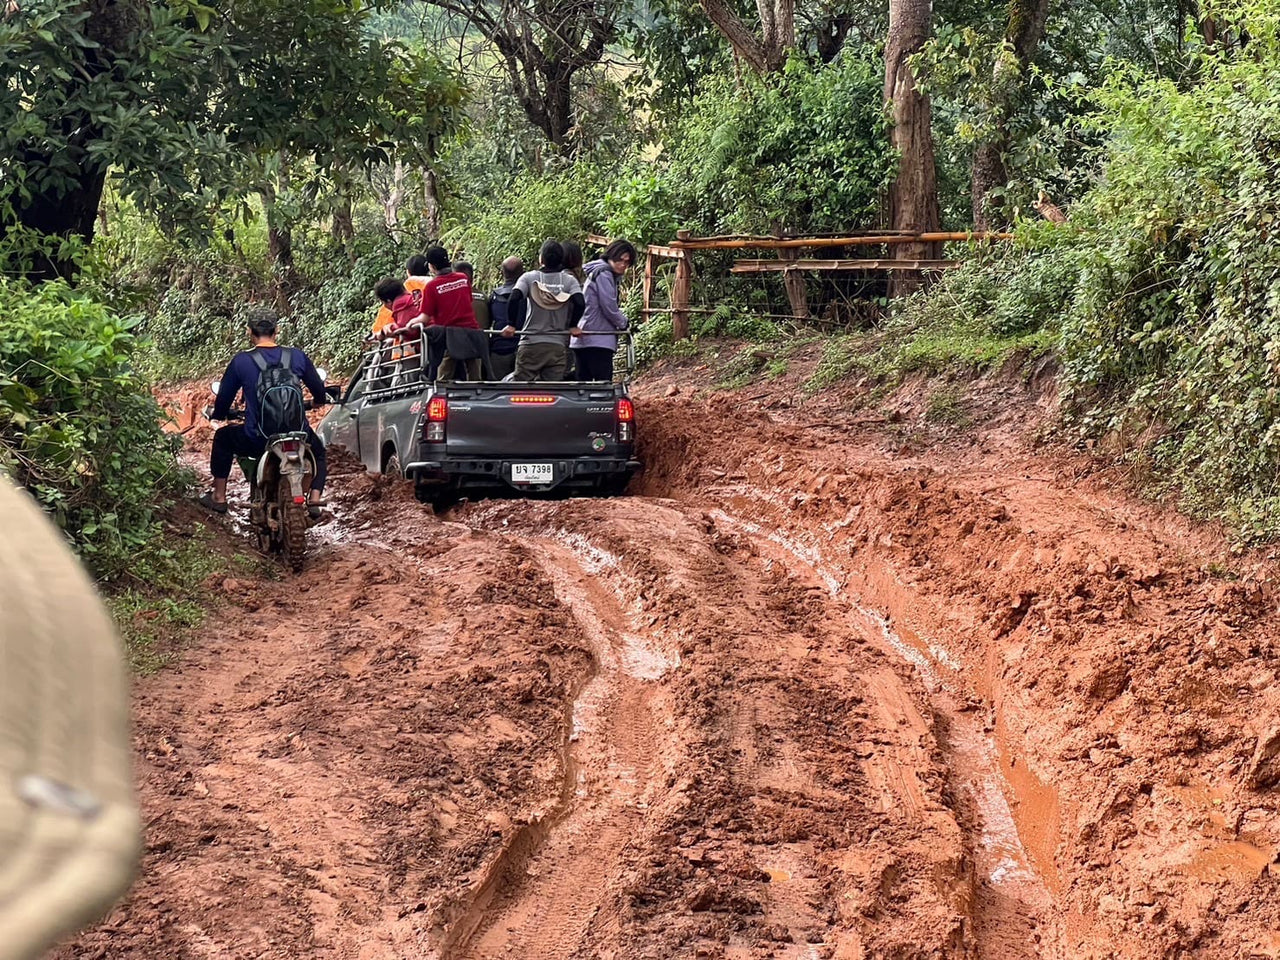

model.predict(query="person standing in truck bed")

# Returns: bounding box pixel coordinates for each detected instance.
[504,239,584,382]
[572,239,637,382]
[487,256,524,380]
[415,246,485,381]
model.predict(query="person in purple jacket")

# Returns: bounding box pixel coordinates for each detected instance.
[571,239,637,382]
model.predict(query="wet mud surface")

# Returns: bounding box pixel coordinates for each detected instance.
[57,362,1280,958]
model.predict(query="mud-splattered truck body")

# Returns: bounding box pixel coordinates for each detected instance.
[317,337,639,506]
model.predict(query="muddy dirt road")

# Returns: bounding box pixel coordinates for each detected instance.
[61,366,1280,958]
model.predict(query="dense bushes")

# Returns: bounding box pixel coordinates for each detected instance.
[892,5,1280,537]
[650,49,893,238]
[0,280,180,574]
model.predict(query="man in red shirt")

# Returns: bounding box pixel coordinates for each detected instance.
[419,246,485,380]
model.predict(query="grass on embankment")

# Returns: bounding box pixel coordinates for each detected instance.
[106,516,276,673]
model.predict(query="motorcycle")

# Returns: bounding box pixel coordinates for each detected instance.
[204,373,327,573]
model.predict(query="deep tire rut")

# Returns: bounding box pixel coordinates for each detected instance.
[447,537,669,960]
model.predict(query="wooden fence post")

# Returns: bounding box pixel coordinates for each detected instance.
[643,249,654,322]
[779,248,809,320]
[672,257,692,341]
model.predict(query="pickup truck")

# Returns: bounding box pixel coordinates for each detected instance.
[315,329,640,507]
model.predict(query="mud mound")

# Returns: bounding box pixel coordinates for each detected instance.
[631,381,1280,959]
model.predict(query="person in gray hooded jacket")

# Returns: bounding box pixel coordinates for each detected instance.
[504,239,585,381]
[571,239,636,382]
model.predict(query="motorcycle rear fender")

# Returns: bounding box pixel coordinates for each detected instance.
[258,434,317,499]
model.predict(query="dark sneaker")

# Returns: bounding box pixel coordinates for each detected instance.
[197,492,228,515]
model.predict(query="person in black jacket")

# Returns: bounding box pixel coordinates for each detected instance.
[487,256,524,379]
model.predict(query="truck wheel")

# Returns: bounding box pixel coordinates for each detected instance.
[383,448,402,480]
[598,475,630,497]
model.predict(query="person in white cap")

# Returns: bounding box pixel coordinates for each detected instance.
[0,477,139,958]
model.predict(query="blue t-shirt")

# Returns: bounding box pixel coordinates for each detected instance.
[212,346,326,439]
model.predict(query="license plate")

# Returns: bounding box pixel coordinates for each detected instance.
[511,463,554,484]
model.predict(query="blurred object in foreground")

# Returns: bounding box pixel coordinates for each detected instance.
[0,477,140,959]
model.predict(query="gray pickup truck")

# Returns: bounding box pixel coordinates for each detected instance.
[316,330,639,507]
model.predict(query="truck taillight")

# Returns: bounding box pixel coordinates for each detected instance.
[425,395,447,442]
[616,398,634,442]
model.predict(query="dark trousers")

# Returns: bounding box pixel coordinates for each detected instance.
[490,350,517,379]
[211,424,327,492]
[574,347,615,382]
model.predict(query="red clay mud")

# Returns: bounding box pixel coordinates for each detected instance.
[59,361,1280,959]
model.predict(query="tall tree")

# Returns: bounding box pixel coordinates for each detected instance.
[970,0,1052,228]
[422,0,618,148]
[0,0,463,280]
[695,0,795,72]
[885,0,940,293]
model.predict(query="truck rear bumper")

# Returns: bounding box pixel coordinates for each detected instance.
[405,456,641,492]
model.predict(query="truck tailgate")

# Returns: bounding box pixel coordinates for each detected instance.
[442,383,625,458]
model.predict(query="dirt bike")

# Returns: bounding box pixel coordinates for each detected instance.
[205,381,324,573]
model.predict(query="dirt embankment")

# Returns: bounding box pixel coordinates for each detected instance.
[61,359,1280,959]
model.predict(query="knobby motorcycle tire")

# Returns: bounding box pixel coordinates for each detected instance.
[277,481,307,573]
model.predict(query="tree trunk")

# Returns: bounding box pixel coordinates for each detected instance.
[423,165,443,239]
[261,166,296,314]
[9,156,107,281]
[331,195,354,253]
[545,62,575,147]
[885,0,941,298]
[970,0,1053,229]
[696,0,793,73]
[384,158,406,234]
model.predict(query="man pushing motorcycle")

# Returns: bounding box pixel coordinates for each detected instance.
[199,308,329,518]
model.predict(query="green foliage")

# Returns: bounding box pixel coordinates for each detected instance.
[805,335,866,393]
[0,280,181,574]
[108,524,272,672]
[289,228,427,370]
[1,0,464,266]
[606,50,894,244]
[445,164,607,278]
[892,2,1280,539]
[1050,12,1280,537]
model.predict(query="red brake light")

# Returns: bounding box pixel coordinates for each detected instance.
[293,495,306,504]
[616,398,635,422]
[427,396,448,421]
[510,394,557,404]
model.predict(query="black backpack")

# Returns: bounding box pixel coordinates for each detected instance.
[251,348,306,438]
[489,283,517,329]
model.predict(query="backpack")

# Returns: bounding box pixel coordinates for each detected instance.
[489,283,515,328]
[250,348,306,438]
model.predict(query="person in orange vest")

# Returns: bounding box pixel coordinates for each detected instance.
[371,253,431,336]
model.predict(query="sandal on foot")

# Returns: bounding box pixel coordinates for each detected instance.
[307,504,323,520]
[198,492,228,515]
